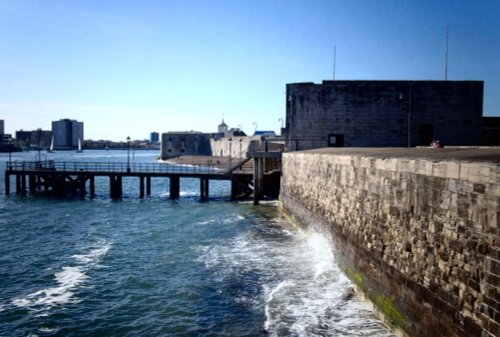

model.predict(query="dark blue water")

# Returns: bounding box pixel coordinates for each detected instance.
[0,150,394,337]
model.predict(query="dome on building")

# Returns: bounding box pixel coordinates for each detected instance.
[218,119,228,133]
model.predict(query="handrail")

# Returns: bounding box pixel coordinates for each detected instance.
[4,160,228,175]
[223,157,253,175]
[5,158,279,176]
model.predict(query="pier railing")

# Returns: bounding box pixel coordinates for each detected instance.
[5,160,229,175]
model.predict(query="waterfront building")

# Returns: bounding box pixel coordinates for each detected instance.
[253,130,276,137]
[285,80,484,150]
[15,129,52,149]
[218,120,228,134]
[51,119,84,150]
[160,131,217,159]
[210,135,260,158]
[150,132,159,143]
[160,120,282,160]
[0,120,4,135]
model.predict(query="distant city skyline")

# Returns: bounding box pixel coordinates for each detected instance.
[1,0,499,141]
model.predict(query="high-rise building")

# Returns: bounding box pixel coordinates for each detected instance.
[51,119,84,150]
[150,132,159,143]
[0,120,4,135]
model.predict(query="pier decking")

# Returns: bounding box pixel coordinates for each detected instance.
[4,154,281,203]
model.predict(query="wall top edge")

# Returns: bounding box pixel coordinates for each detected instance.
[283,148,500,165]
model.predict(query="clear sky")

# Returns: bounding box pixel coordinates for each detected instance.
[1,0,499,141]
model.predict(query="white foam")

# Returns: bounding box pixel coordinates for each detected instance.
[197,220,393,336]
[179,191,198,197]
[72,243,111,265]
[197,214,245,227]
[12,240,111,312]
[304,231,335,279]
[39,327,58,333]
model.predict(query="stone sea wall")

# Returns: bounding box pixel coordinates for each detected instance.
[280,149,499,337]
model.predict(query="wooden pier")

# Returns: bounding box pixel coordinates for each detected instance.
[4,153,281,204]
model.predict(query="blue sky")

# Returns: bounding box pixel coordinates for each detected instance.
[1,0,498,141]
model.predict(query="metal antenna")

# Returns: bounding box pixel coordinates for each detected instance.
[445,25,449,80]
[333,46,336,80]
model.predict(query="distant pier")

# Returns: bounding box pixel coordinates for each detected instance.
[4,153,281,204]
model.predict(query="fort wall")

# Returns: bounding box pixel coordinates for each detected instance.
[286,81,484,151]
[280,148,499,337]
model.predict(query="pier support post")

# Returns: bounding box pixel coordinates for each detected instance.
[231,176,238,199]
[89,176,95,198]
[146,176,151,195]
[15,174,21,194]
[170,176,180,199]
[15,173,27,195]
[200,178,209,201]
[29,174,36,193]
[253,158,264,205]
[77,174,87,197]
[21,174,27,195]
[139,176,145,198]
[5,173,10,195]
[110,175,122,199]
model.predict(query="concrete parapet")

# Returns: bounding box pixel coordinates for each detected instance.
[280,147,500,337]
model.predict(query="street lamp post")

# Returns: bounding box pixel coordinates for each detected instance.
[239,138,242,163]
[127,136,131,173]
[229,138,232,169]
[8,137,13,170]
[408,83,412,148]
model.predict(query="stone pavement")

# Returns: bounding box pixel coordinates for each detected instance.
[301,147,500,163]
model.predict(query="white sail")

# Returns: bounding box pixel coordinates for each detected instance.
[48,136,54,152]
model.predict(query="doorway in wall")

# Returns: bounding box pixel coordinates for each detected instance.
[328,134,344,147]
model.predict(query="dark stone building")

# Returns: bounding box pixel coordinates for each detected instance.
[482,116,500,145]
[285,80,484,150]
[160,132,218,159]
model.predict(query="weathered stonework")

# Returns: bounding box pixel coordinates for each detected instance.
[286,81,484,150]
[280,148,499,337]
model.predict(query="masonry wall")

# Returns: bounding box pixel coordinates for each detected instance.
[286,81,483,151]
[210,136,260,158]
[160,132,215,159]
[280,150,499,337]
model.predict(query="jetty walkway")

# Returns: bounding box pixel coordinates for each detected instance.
[4,153,281,203]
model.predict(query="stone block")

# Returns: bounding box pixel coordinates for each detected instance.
[434,161,460,180]
[460,163,492,184]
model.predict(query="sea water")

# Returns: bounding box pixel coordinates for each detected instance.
[0,150,394,337]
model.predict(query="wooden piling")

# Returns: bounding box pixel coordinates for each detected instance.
[29,174,36,193]
[139,176,145,198]
[253,158,264,205]
[200,178,209,201]
[110,175,122,199]
[170,176,180,199]
[89,176,95,198]
[146,176,151,195]
[4,173,10,195]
